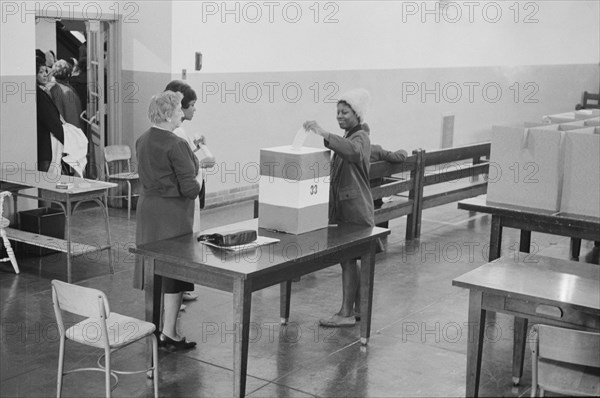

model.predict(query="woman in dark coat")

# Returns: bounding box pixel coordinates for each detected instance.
[304,88,375,327]
[36,55,64,172]
[134,91,201,349]
[48,59,83,128]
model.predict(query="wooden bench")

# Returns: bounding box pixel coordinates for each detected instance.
[576,91,600,110]
[370,142,490,240]
[413,142,490,236]
[5,227,105,256]
[370,150,423,240]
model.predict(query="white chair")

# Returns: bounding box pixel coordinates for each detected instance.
[530,324,600,397]
[104,145,139,219]
[51,279,158,398]
[0,191,19,274]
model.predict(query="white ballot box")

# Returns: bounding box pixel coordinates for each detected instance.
[258,146,331,234]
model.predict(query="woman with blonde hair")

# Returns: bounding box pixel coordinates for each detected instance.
[134,91,201,349]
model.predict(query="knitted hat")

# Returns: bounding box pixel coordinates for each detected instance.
[338,88,371,122]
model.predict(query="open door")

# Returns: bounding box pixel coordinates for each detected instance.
[82,20,106,179]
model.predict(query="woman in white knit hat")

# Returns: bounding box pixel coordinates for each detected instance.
[303,88,375,327]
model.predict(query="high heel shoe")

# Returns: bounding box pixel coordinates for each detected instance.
[158,333,197,350]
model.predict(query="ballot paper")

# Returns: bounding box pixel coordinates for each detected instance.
[291,127,309,150]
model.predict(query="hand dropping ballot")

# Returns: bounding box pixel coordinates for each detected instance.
[258,126,331,234]
[291,127,309,151]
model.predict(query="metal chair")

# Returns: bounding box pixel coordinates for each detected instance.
[530,324,600,397]
[103,145,139,219]
[51,279,158,398]
[0,191,19,274]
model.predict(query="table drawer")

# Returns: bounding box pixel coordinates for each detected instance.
[505,297,600,329]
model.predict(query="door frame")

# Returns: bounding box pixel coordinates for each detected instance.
[35,8,122,177]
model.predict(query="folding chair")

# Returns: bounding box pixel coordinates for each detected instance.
[0,191,19,274]
[530,324,600,397]
[51,279,158,397]
[104,145,139,219]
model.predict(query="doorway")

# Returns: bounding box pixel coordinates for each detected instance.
[35,15,120,180]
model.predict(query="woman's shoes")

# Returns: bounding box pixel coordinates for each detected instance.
[319,314,356,328]
[182,291,198,301]
[158,333,197,350]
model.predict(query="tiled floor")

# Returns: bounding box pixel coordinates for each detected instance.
[1,198,598,397]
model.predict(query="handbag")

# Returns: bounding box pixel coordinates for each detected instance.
[197,229,257,247]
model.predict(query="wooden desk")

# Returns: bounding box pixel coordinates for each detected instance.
[130,219,389,397]
[458,196,600,261]
[453,254,600,397]
[1,167,117,282]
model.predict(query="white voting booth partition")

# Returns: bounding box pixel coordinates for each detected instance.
[488,111,600,218]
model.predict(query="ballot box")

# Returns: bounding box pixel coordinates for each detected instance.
[258,146,331,234]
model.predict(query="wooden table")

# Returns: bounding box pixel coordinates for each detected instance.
[453,254,600,397]
[1,166,117,282]
[458,196,600,261]
[130,219,389,397]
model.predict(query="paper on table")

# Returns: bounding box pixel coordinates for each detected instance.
[291,127,309,150]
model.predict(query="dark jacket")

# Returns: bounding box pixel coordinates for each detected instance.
[325,125,375,227]
[370,144,408,163]
[135,127,201,199]
[48,80,83,128]
[36,86,64,167]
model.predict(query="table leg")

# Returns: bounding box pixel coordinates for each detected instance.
[466,290,486,398]
[65,196,72,283]
[102,192,114,273]
[233,278,252,398]
[359,242,377,345]
[519,230,531,253]
[489,215,502,261]
[511,317,528,386]
[143,257,161,373]
[570,238,581,260]
[280,280,292,325]
[144,257,161,327]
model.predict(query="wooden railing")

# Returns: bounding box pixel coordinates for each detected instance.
[370,142,490,240]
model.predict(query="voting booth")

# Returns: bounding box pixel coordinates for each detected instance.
[258,146,331,234]
[488,111,600,218]
[560,130,600,218]
[487,124,565,212]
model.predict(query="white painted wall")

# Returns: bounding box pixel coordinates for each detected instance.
[35,18,56,55]
[121,1,172,73]
[0,6,37,166]
[171,0,600,73]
